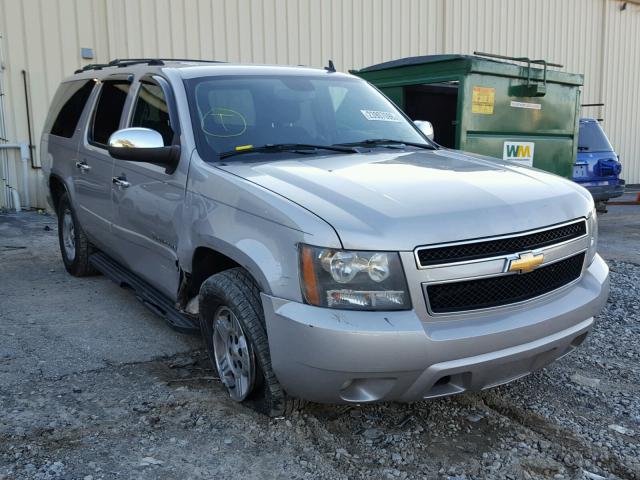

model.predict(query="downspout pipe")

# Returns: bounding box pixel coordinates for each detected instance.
[21,70,35,166]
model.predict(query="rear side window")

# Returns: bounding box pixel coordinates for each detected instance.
[131,82,174,146]
[90,81,131,146]
[578,121,613,152]
[47,80,95,138]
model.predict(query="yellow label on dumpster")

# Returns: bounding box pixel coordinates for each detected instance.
[472,86,495,114]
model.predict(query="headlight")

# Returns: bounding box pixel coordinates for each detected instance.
[587,206,598,265]
[299,244,411,310]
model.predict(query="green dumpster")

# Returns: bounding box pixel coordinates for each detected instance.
[352,53,584,178]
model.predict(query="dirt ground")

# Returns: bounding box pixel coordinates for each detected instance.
[1,200,639,480]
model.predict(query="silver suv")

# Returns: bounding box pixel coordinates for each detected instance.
[42,59,609,416]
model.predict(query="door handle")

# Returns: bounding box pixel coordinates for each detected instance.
[112,176,131,189]
[75,160,91,172]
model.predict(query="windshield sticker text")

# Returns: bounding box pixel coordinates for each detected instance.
[360,110,400,122]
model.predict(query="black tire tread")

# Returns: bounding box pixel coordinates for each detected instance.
[57,192,98,277]
[199,268,304,417]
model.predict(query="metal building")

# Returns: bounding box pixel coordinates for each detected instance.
[1,0,639,209]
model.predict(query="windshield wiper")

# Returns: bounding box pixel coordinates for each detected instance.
[220,143,358,159]
[334,139,436,150]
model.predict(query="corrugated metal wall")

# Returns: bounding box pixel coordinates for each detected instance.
[601,0,640,184]
[1,0,639,209]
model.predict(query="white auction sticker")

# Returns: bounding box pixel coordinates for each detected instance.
[503,141,535,167]
[360,110,401,122]
[510,101,542,110]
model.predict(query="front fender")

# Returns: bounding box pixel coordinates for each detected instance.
[180,157,342,301]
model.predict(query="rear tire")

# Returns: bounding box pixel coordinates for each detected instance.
[199,268,304,417]
[57,192,98,276]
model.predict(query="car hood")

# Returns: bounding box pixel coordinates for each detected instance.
[218,149,593,251]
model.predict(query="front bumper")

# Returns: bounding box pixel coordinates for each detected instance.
[262,254,609,404]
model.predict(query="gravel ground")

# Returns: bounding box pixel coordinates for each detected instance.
[1,211,639,480]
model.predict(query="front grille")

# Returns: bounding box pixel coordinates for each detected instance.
[426,253,585,313]
[417,220,586,267]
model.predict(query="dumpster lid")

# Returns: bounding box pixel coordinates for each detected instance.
[354,54,583,86]
[357,54,493,73]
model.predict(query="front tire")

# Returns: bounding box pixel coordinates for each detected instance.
[57,192,98,276]
[199,268,303,416]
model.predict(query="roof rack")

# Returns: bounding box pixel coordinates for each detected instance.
[74,58,222,74]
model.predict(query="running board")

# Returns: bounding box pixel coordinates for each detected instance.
[89,252,199,334]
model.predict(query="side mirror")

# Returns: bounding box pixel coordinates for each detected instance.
[413,120,434,141]
[108,127,179,168]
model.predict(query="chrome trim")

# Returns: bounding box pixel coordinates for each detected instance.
[425,249,587,286]
[422,249,587,316]
[414,218,588,270]
[108,127,165,149]
[419,236,589,284]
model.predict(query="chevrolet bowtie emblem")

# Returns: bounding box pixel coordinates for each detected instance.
[508,252,544,274]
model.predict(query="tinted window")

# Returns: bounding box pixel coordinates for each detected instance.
[48,81,95,138]
[90,81,131,146]
[578,121,613,152]
[185,75,427,159]
[131,82,174,146]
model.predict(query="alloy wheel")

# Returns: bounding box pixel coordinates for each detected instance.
[61,208,76,261]
[212,306,255,401]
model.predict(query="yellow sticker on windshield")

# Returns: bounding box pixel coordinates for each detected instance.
[472,86,495,114]
[235,144,253,151]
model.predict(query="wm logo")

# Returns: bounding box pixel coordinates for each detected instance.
[505,144,531,158]
[503,141,535,166]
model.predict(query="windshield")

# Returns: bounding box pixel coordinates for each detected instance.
[184,74,430,159]
[578,121,613,152]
